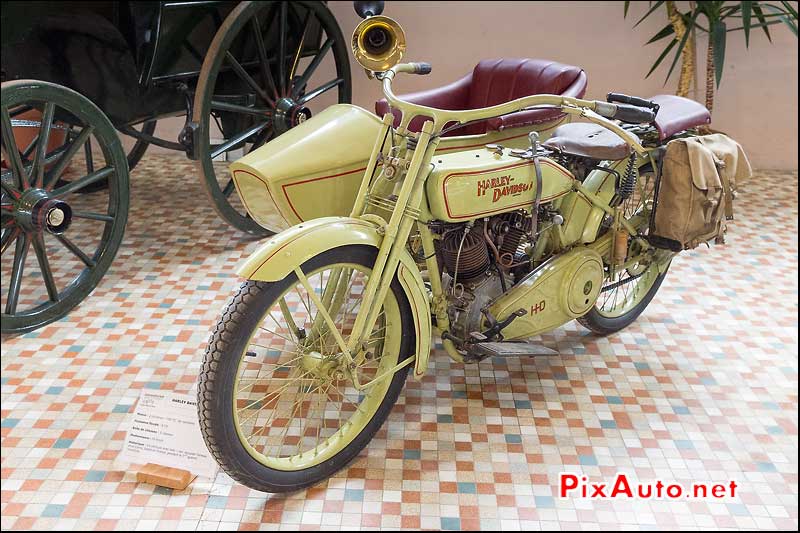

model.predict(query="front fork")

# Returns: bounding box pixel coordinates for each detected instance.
[288,118,441,390]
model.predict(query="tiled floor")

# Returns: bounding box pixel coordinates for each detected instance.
[1,155,797,531]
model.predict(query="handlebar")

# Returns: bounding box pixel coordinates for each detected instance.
[606,92,660,113]
[594,101,657,124]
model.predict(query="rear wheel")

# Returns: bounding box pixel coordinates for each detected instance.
[578,163,673,335]
[198,246,413,492]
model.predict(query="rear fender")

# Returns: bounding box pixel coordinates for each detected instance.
[238,216,432,378]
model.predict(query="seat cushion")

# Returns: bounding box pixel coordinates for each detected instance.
[375,58,586,136]
[541,122,638,161]
[461,59,586,135]
[650,95,711,140]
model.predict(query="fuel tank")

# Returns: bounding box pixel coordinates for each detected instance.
[229,104,383,232]
[426,149,575,222]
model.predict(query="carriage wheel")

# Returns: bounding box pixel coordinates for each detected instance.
[1,80,129,334]
[194,0,351,235]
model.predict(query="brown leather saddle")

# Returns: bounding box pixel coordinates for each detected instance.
[542,95,712,161]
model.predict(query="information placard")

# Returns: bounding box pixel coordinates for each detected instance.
[120,390,218,478]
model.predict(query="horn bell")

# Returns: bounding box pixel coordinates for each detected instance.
[351,15,406,72]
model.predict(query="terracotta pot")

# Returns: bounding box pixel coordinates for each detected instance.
[2,108,69,172]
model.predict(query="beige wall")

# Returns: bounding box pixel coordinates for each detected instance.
[155,1,798,169]
[330,0,798,169]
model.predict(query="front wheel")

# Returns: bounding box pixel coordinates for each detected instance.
[198,245,414,493]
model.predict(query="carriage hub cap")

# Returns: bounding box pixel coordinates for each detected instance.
[274,98,312,134]
[14,189,72,234]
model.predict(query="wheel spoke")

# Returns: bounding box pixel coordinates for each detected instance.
[224,52,272,105]
[72,211,114,223]
[298,78,344,105]
[54,232,96,268]
[210,100,272,117]
[31,102,56,188]
[21,133,40,161]
[5,232,30,314]
[51,166,115,197]
[1,107,28,190]
[84,135,95,174]
[210,122,268,159]
[32,233,59,302]
[289,10,312,82]
[294,38,334,98]
[44,126,94,190]
[251,14,279,103]
[222,179,236,198]
[278,2,288,95]
[1,227,19,255]
[0,179,20,199]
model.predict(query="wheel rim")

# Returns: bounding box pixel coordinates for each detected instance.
[194,0,351,235]
[1,81,128,334]
[594,166,671,318]
[232,262,401,471]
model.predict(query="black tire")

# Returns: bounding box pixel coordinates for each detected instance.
[577,268,669,335]
[197,245,414,492]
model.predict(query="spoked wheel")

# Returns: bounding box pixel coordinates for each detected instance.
[194,0,351,235]
[579,165,674,335]
[198,246,413,492]
[1,80,129,335]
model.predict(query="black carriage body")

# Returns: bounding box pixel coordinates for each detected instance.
[0,1,325,126]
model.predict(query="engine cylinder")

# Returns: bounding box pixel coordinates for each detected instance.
[441,228,490,283]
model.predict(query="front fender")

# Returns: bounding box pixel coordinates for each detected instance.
[238,216,432,378]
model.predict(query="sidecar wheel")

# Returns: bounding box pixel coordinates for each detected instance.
[198,246,413,492]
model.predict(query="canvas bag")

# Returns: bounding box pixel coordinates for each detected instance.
[650,133,751,250]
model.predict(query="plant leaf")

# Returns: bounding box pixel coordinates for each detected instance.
[634,0,666,27]
[664,10,699,85]
[646,38,678,78]
[647,21,677,43]
[742,1,753,45]
[781,1,798,19]
[762,3,799,35]
[753,3,774,41]
[712,21,727,87]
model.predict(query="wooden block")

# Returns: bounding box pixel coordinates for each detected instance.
[136,463,195,490]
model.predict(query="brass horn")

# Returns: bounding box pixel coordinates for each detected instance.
[351,15,406,72]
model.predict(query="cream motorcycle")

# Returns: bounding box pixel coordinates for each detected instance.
[198,2,713,492]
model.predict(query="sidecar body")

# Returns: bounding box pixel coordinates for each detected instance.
[230,59,587,232]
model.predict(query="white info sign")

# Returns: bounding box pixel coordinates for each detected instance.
[120,390,218,478]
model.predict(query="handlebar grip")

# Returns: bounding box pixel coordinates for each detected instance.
[607,92,660,112]
[410,62,432,75]
[610,103,657,124]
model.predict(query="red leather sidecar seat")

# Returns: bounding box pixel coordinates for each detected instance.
[375,58,587,136]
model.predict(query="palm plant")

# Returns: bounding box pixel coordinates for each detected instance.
[625,1,798,114]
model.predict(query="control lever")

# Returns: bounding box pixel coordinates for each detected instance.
[470,308,527,342]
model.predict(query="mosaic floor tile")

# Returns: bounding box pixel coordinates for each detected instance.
[1,156,797,530]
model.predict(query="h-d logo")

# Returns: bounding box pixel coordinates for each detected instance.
[531,300,546,314]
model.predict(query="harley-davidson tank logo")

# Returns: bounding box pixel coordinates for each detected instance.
[476,174,533,203]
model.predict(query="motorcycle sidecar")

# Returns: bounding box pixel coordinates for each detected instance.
[229,58,587,233]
